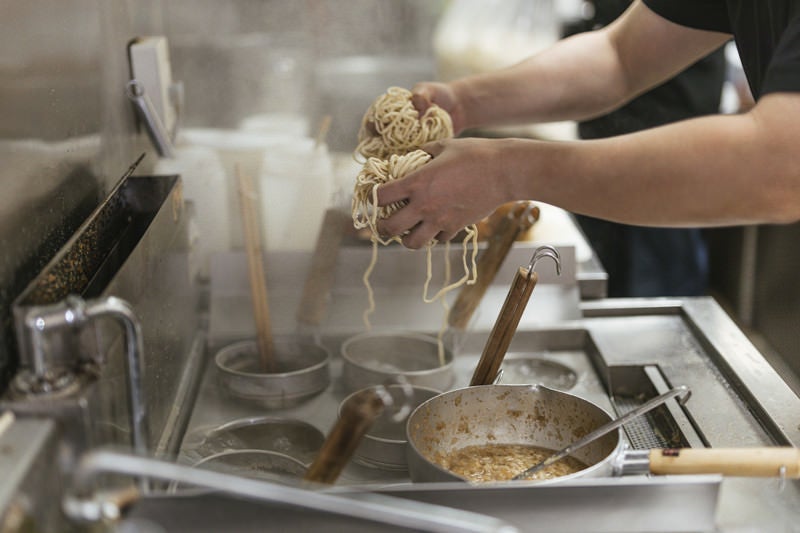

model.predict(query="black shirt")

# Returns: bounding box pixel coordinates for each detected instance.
[643,0,800,99]
[565,0,726,138]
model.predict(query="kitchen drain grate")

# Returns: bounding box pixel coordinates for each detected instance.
[614,396,676,450]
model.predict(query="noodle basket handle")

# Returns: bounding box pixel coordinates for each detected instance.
[469,245,562,387]
[449,202,540,330]
[303,378,414,484]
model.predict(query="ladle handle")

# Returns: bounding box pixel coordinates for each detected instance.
[470,266,538,386]
[449,203,538,330]
[648,447,800,478]
[296,209,350,327]
[304,388,385,484]
[513,385,690,480]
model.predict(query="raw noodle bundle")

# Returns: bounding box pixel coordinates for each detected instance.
[352,150,478,328]
[356,86,453,160]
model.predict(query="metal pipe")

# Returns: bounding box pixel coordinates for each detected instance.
[64,449,518,533]
[82,296,149,456]
[22,295,149,457]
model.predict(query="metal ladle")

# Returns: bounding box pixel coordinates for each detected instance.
[512,385,692,480]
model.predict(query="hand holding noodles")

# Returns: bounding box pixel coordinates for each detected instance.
[357,86,454,160]
[352,150,478,328]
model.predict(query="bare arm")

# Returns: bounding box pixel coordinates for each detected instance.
[437,1,730,130]
[377,92,800,249]
[512,92,800,227]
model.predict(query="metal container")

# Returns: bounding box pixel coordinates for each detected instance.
[215,338,330,408]
[499,355,578,391]
[186,416,325,466]
[4,173,200,458]
[175,449,307,490]
[406,384,622,483]
[341,331,454,392]
[338,384,441,471]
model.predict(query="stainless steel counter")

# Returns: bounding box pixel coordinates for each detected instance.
[1,240,797,533]
[166,245,799,533]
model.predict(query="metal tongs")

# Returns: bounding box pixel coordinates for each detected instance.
[470,245,561,386]
[512,386,692,481]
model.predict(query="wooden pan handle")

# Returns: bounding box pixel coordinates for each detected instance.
[469,267,538,386]
[449,203,538,330]
[648,447,800,478]
[296,209,350,327]
[303,388,384,484]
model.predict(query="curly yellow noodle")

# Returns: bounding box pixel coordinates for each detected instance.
[352,150,478,338]
[352,89,475,367]
[356,87,453,160]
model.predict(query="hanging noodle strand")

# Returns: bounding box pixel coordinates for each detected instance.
[352,87,477,366]
[352,150,478,331]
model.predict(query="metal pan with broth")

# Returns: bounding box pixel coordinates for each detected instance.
[405,384,622,483]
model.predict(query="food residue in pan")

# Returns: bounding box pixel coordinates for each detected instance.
[435,443,588,482]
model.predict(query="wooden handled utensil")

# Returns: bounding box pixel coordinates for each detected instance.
[646,447,800,478]
[295,208,351,328]
[303,387,386,484]
[236,165,275,373]
[470,245,561,387]
[513,386,691,480]
[449,202,539,331]
[304,381,414,484]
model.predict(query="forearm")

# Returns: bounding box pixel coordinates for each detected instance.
[508,99,800,226]
[448,1,729,131]
[451,31,631,128]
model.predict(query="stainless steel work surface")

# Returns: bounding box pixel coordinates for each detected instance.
[177,284,800,532]
[206,243,580,348]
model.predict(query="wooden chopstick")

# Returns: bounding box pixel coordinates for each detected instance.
[236,164,275,373]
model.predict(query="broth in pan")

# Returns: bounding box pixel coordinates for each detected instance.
[435,443,588,482]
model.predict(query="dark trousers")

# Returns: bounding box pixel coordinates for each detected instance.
[576,215,708,297]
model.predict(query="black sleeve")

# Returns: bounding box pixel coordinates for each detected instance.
[762,11,800,95]
[642,0,731,34]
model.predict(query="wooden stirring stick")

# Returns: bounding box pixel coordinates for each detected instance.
[304,387,385,484]
[236,164,275,373]
[314,114,332,150]
[296,209,351,328]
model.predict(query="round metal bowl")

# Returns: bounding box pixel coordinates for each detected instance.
[341,331,455,392]
[338,384,441,471]
[500,355,578,391]
[215,338,330,408]
[193,417,325,465]
[171,449,308,491]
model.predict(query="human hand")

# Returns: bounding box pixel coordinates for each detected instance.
[411,82,466,135]
[375,138,513,249]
